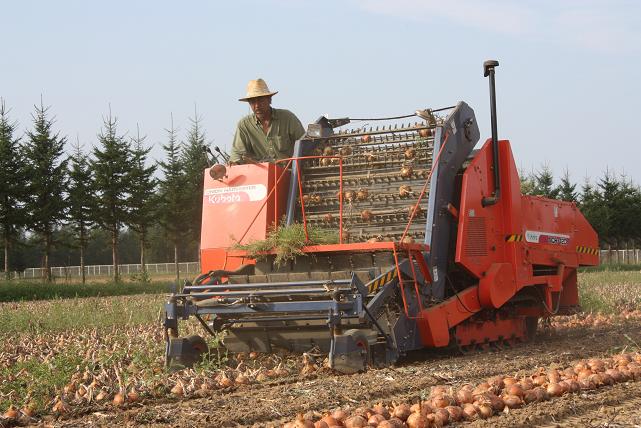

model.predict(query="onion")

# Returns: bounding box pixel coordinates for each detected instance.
[503,377,518,387]
[606,369,623,383]
[352,407,371,419]
[372,404,391,419]
[588,359,605,372]
[3,405,18,420]
[113,392,125,406]
[364,152,377,163]
[320,416,339,427]
[507,384,524,398]
[361,210,373,222]
[51,398,68,414]
[533,386,548,402]
[462,403,478,420]
[367,236,382,243]
[332,409,348,423]
[314,421,329,428]
[472,384,489,396]
[547,383,564,397]
[456,388,474,404]
[401,236,415,244]
[477,403,493,419]
[488,376,504,390]
[367,414,386,427]
[523,389,538,404]
[418,128,431,138]
[323,213,334,223]
[320,158,332,167]
[405,413,428,428]
[409,204,423,216]
[601,373,615,386]
[400,165,413,178]
[344,191,355,202]
[577,369,592,380]
[431,394,453,408]
[404,148,416,159]
[292,414,315,428]
[392,403,411,421]
[502,395,522,409]
[323,147,335,156]
[547,369,561,384]
[127,387,140,403]
[398,185,412,197]
[434,408,449,425]
[356,188,368,201]
[296,419,315,428]
[361,135,372,143]
[445,405,464,422]
[519,378,534,391]
[344,415,367,428]
[386,418,406,428]
[532,375,546,386]
[579,379,596,390]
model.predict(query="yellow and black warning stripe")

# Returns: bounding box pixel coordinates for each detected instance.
[576,246,599,255]
[367,269,398,294]
[505,234,524,242]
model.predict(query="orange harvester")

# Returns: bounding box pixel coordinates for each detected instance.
[164,60,598,372]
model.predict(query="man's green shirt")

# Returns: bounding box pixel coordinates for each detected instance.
[229,108,305,163]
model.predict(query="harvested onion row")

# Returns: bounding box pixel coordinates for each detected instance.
[281,352,641,427]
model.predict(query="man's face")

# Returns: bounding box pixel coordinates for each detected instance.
[248,96,272,121]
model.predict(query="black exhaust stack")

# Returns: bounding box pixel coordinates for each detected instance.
[482,59,501,207]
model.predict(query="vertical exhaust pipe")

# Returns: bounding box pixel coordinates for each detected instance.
[482,59,501,207]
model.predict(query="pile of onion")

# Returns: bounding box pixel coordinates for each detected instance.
[281,352,641,427]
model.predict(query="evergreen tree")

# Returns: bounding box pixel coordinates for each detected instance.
[532,164,559,199]
[23,101,68,282]
[555,168,578,203]
[127,126,157,279]
[181,108,209,259]
[158,117,189,281]
[0,99,26,279]
[67,139,95,284]
[519,168,537,195]
[91,112,132,282]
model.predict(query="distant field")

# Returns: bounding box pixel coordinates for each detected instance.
[0,280,175,302]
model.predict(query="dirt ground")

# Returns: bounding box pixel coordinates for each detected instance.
[24,318,640,428]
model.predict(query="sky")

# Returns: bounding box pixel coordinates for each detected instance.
[1,0,640,185]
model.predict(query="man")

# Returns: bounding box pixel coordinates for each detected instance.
[229,78,305,164]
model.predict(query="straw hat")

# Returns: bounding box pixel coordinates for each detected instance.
[238,78,278,101]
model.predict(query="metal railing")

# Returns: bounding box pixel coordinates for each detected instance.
[12,262,201,279]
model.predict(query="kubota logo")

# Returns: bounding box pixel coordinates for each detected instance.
[204,184,267,205]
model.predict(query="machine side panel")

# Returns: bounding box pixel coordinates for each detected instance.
[425,102,480,300]
[200,164,290,272]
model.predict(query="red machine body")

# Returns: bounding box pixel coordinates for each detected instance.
[200,163,290,273]
[164,64,599,371]
[418,138,598,348]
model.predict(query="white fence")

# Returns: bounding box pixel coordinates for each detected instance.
[17,262,201,279]
[4,250,641,280]
[599,249,641,265]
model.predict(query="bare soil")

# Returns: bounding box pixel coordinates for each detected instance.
[30,319,641,427]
